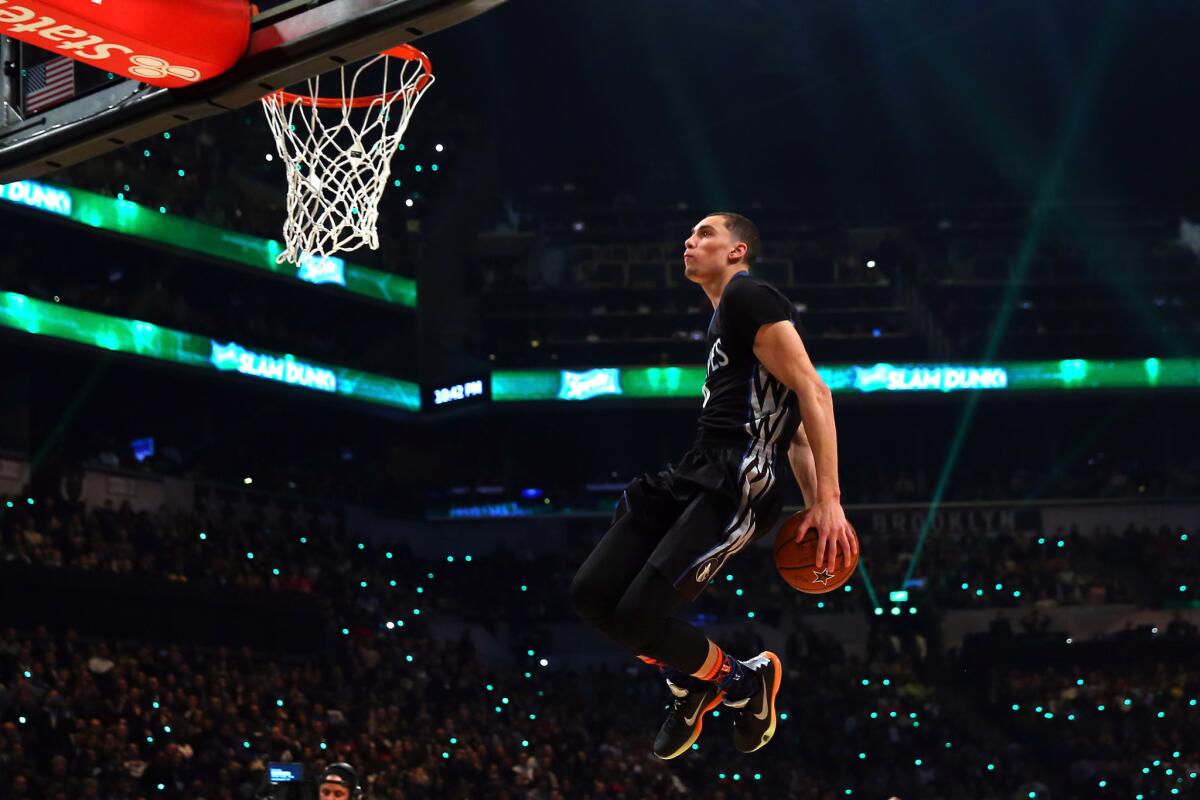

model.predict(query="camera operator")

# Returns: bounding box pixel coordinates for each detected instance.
[256,761,362,800]
[316,763,361,800]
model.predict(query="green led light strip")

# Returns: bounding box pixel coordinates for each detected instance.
[492,359,1200,401]
[2,286,1190,413]
[0,180,416,308]
[0,293,420,411]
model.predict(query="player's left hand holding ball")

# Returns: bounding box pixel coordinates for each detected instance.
[794,499,859,570]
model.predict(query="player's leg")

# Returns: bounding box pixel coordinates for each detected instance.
[633,487,782,756]
[569,523,735,689]
[570,473,781,756]
[568,493,662,642]
[576,490,754,757]
[603,561,711,672]
[574,489,729,674]
[570,489,735,759]
[605,559,780,755]
[598,559,729,759]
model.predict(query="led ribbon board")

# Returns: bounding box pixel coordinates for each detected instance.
[492,359,1200,401]
[0,293,420,411]
[0,181,416,307]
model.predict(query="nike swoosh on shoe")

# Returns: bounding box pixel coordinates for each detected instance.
[753,674,771,720]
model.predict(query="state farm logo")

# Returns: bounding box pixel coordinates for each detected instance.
[129,55,200,82]
[0,1,204,83]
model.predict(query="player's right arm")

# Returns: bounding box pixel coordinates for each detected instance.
[788,423,818,508]
[752,318,856,569]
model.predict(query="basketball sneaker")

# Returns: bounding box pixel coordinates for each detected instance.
[652,679,724,760]
[724,651,782,753]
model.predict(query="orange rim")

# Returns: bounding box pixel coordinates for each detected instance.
[265,44,433,109]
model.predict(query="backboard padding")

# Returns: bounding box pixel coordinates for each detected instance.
[0,0,505,182]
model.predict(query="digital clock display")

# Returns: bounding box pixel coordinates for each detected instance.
[433,379,485,405]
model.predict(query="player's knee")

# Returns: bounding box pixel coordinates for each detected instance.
[568,566,608,623]
[608,596,659,656]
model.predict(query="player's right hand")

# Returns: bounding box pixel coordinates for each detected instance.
[794,500,858,571]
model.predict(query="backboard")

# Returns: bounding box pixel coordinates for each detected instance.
[0,0,505,183]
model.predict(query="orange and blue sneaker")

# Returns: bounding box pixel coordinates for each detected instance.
[723,651,782,753]
[653,679,725,760]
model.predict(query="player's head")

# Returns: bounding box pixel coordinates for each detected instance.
[683,212,760,283]
[317,763,360,800]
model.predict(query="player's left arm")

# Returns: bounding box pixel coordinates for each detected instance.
[753,320,858,568]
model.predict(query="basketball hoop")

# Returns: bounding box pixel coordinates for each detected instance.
[261,44,434,265]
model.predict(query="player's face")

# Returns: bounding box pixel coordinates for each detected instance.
[320,785,350,800]
[683,216,738,282]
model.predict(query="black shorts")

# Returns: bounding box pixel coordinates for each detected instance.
[613,443,785,601]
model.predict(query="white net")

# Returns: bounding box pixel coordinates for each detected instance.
[261,47,434,265]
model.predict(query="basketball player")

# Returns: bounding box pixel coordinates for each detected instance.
[569,213,857,758]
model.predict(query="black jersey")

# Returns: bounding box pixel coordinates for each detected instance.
[696,272,801,452]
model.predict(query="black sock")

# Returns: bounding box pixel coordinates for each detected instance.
[715,654,755,700]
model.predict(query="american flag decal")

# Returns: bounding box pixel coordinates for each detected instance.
[25,58,75,113]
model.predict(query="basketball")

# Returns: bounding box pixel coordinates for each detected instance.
[773,511,860,594]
